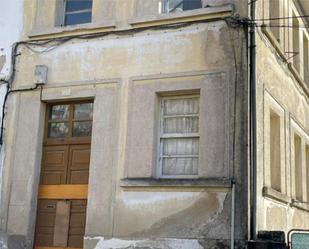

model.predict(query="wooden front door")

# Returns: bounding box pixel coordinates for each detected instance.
[35,102,93,249]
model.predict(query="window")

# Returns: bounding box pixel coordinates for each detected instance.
[158,95,200,178]
[270,110,281,192]
[269,0,280,43]
[303,35,309,83]
[47,102,93,139]
[306,144,309,202]
[293,12,300,72]
[63,0,93,26]
[162,0,202,13]
[294,133,303,201]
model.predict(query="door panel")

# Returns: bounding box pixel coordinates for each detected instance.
[41,146,69,185]
[36,145,90,249]
[36,198,87,248]
[53,201,71,247]
[67,145,90,184]
[68,200,87,248]
[35,200,57,247]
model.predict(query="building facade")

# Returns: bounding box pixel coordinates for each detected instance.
[0,0,308,249]
[255,0,309,240]
[0,1,24,247]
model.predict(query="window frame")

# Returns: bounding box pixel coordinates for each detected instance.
[157,95,200,179]
[269,109,282,192]
[293,132,303,202]
[304,143,309,203]
[290,118,309,204]
[44,100,94,146]
[263,91,287,196]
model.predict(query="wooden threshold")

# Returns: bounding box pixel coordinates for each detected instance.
[38,184,88,199]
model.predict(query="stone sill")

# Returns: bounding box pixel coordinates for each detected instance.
[262,187,291,204]
[27,6,233,41]
[120,178,232,190]
[28,21,116,40]
[129,5,234,28]
[291,199,309,212]
[261,25,309,97]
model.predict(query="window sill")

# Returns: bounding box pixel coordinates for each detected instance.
[28,21,116,40]
[262,187,291,204]
[261,25,309,97]
[120,178,232,190]
[129,5,233,28]
[291,199,309,212]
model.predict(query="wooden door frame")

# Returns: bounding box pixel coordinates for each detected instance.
[35,101,93,249]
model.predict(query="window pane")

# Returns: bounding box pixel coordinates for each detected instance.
[48,122,68,138]
[49,105,69,120]
[163,138,199,155]
[162,157,198,175]
[65,12,92,26]
[164,117,199,133]
[73,121,92,137]
[183,0,202,10]
[168,0,183,12]
[167,0,201,12]
[163,97,199,115]
[66,0,92,12]
[74,103,93,120]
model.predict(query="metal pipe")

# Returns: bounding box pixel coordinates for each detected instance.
[249,0,257,241]
[231,180,236,249]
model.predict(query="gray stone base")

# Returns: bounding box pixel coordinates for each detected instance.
[84,237,246,249]
[0,233,30,249]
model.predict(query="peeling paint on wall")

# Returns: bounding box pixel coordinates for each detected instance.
[113,191,229,239]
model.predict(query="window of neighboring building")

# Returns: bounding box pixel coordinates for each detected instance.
[293,12,300,73]
[306,144,309,202]
[269,0,281,43]
[270,110,281,192]
[63,0,93,26]
[158,95,199,178]
[162,0,202,13]
[303,35,309,83]
[294,133,303,201]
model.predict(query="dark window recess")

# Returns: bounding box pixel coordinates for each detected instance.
[183,0,202,10]
[64,0,92,26]
[167,0,202,12]
[66,0,92,12]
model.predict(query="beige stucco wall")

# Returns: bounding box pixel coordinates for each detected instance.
[0,1,249,249]
[255,0,309,239]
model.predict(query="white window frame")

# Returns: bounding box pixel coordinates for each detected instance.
[290,118,309,203]
[158,95,200,179]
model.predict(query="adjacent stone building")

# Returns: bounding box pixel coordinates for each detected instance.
[255,0,309,241]
[0,0,307,249]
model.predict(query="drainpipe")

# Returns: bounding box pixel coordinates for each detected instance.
[249,0,257,241]
[231,180,236,249]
